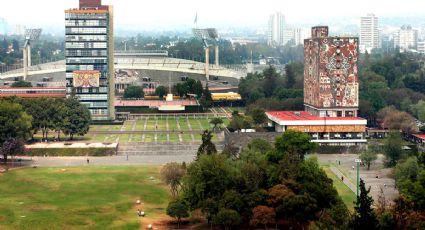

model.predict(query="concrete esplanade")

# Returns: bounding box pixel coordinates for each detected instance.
[0,55,246,80]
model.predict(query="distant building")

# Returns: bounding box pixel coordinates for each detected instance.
[360,14,380,53]
[417,41,425,54]
[282,27,295,46]
[0,87,66,98]
[0,18,8,35]
[65,0,115,121]
[268,12,285,46]
[294,28,310,46]
[304,26,359,118]
[394,25,418,52]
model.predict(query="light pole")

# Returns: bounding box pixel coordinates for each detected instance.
[355,158,362,197]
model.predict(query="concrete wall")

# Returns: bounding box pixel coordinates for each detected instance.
[224,129,281,149]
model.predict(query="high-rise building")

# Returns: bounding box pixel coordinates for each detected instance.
[394,25,418,52]
[0,18,8,35]
[304,26,359,118]
[360,14,380,53]
[268,12,285,46]
[294,28,310,46]
[65,0,115,121]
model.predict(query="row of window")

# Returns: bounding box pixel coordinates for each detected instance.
[66,65,108,72]
[90,109,109,115]
[66,57,107,64]
[65,20,107,27]
[66,27,107,34]
[66,49,107,57]
[66,42,107,49]
[66,35,107,42]
[77,94,108,101]
[65,13,107,20]
[81,101,108,108]
[0,89,65,94]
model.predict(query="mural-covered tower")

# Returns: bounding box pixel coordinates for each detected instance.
[304,26,359,117]
[65,0,115,121]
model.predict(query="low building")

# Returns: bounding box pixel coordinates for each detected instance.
[266,111,367,146]
[0,87,66,98]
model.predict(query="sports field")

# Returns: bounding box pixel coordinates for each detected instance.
[86,115,229,143]
[0,166,170,230]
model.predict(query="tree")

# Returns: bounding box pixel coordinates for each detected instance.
[285,64,296,89]
[250,205,276,229]
[351,179,378,230]
[155,85,167,99]
[249,108,267,126]
[384,131,403,167]
[0,138,25,162]
[199,84,212,109]
[11,81,32,88]
[62,97,91,140]
[193,80,203,97]
[360,149,378,170]
[274,130,317,160]
[123,85,144,99]
[213,208,242,230]
[0,100,32,144]
[197,130,217,157]
[209,117,223,131]
[166,199,189,229]
[160,162,186,198]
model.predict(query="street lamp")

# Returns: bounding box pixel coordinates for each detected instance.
[355,158,362,197]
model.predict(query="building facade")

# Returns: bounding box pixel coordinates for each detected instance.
[268,12,285,46]
[360,14,380,53]
[394,25,418,52]
[65,0,115,121]
[304,26,359,118]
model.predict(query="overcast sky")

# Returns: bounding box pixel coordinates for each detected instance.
[1,0,425,30]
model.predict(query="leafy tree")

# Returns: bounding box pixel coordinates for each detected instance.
[166,199,189,229]
[360,149,378,170]
[11,81,32,87]
[213,208,242,230]
[262,65,280,97]
[285,64,296,88]
[0,138,25,162]
[160,162,186,198]
[193,80,203,97]
[394,157,420,188]
[0,100,32,144]
[209,117,223,130]
[351,179,378,230]
[250,205,276,230]
[274,130,317,160]
[197,130,217,157]
[123,85,144,99]
[155,85,167,99]
[378,106,417,133]
[247,138,273,154]
[62,97,91,140]
[249,108,267,125]
[384,131,403,167]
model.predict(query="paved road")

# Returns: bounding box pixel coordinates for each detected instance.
[20,155,196,167]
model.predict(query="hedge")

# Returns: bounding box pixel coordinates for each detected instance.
[24,148,116,157]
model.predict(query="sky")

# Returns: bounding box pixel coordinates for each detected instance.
[1,0,425,31]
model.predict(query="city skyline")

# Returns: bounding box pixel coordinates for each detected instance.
[0,0,425,31]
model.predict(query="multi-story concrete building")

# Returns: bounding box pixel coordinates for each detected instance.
[417,41,425,54]
[394,25,418,52]
[268,12,285,46]
[65,0,115,121]
[360,14,380,53]
[266,26,367,146]
[304,26,359,118]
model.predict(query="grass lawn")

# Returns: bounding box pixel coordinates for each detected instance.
[178,118,190,131]
[131,134,143,142]
[322,166,356,211]
[93,134,107,142]
[168,119,179,131]
[157,133,168,142]
[146,120,157,131]
[135,119,146,131]
[169,134,180,142]
[144,134,154,143]
[182,134,193,142]
[119,134,131,143]
[188,119,202,130]
[0,166,170,230]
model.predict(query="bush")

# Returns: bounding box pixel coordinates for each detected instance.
[24,148,116,156]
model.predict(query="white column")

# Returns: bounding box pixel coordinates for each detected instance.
[215,45,219,67]
[23,47,28,81]
[205,47,209,81]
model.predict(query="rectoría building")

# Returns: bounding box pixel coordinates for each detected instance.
[65,0,115,121]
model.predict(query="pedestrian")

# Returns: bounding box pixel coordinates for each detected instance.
[341,176,344,181]
[352,165,355,170]
[86,158,90,165]
[338,160,341,165]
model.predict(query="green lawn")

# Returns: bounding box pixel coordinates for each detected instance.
[322,166,356,211]
[0,166,170,230]
[188,119,202,130]
[135,119,146,131]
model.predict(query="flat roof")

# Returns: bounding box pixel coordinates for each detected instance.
[115,99,198,107]
[266,111,367,126]
[413,134,425,140]
[267,111,365,121]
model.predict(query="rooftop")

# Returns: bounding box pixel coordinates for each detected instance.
[115,99,198,107]
[266,111,365,121]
